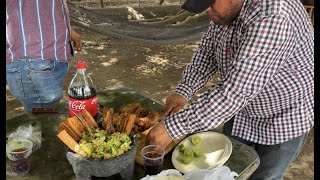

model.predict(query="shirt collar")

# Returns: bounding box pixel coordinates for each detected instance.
[232,0,249,25]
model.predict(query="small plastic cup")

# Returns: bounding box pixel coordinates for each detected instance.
[6,139,33,176]
[141,145,165,175]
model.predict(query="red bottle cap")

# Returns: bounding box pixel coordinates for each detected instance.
[77,61,86,69]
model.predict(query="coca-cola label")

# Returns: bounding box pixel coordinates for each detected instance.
[68,96,98,117]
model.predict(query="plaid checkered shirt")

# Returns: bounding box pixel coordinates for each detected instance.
[164,0,314,145]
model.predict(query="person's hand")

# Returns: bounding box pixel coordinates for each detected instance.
[70,29,83,51]
[160,94,188,119]
[146,122,173,148]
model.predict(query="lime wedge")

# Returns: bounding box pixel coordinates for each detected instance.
[12,141,24,149]
[179,144,186,152]
[191,135,202,146]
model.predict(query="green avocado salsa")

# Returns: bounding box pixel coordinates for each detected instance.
[79,129,132,159]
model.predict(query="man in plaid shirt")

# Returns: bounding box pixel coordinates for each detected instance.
[146,0,314,179]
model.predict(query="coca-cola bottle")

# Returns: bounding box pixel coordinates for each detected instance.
[68,61,98,119]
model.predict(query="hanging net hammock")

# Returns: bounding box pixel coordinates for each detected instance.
[68,1,210,44]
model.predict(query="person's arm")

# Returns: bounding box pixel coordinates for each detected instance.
[70,28,83,52]
[165,15,296,140]
[174,23,219,101]
[159,23,219,119]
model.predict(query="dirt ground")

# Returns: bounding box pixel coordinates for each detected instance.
[6,5,314,180]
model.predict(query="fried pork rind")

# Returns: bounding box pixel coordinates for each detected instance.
[102,108,116,134]
[120,103,142,114]
[119,103,160,133]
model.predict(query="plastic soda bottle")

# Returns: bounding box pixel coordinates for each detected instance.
[68,61,98,119]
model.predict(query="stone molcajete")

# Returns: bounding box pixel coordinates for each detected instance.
[66,136,137,180]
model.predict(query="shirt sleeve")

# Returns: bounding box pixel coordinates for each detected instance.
[174,23,218,101]
[165,15,296,140]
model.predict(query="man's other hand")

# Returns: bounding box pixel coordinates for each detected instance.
[146,122,173,149]
[70,29,83,52]
[160,94,187,120]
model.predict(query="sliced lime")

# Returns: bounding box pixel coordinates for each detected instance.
[181,156,193,164]
[183,148,194,157]
[179,144,186,152]
[191,135,202,146]
[12,141,24,150]
[193,148,203,157]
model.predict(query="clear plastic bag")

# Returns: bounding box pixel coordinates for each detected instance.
[140,166,238,180]
[183,166,238,180]
[7,124,43,152]
[140,169,184,180]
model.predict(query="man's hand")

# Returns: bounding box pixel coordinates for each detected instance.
[70,29,83,51]
[160,94,188,120]
[146,122,173,149]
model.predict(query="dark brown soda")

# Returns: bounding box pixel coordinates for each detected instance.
[68,86,98,120]
[10,148,32,176]
[144,151,163,175]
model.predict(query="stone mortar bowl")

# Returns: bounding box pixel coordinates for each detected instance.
[66,135,137,180]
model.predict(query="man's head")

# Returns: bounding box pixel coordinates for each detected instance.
[182,0,245,25]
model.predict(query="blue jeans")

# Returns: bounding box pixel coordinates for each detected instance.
[223,118,308,180]
[6,59,69,112]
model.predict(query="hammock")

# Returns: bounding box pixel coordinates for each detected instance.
[68,1,210,44]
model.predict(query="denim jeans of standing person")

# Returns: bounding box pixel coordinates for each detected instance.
[223,117,308,180]
[6,58,69,112]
